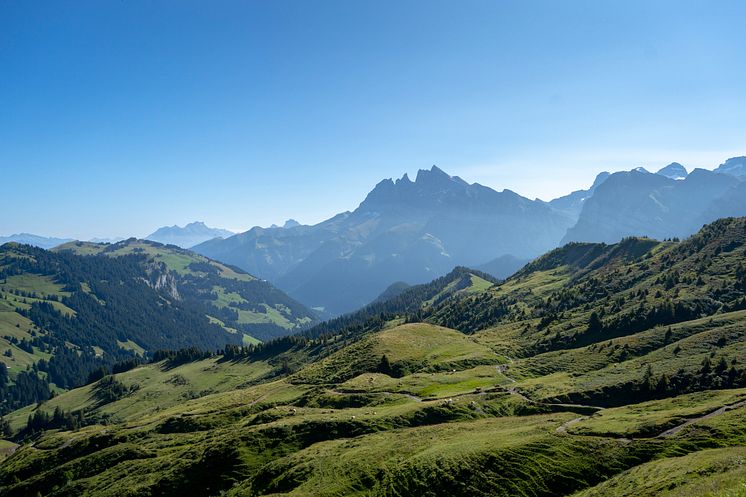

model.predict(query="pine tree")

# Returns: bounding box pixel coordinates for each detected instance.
[655,374,670,395]
[377,354,393,376]
[587,312,602,334]
[700,356,712,380]
[0,416,10,437]
[642,364,654,391]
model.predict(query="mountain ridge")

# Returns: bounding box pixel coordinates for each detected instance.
[195,166,573,315]
[656,161,688,179]
[0,233,73,250]
[562,166,744,244]
[145,221,234,248]
[55,238,318,340]
[714,156,746,178]
[194,159,746,316]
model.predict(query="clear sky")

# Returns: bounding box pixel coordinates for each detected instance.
[2,0,745,239]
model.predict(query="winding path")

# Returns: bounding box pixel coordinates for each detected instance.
[333,360,608,414]
[655,400,746,438]
[556,416,588,434]
[496,362,605,412]
[555,399,746,439]
[497,355,746,440]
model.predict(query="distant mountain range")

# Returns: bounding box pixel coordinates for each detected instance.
[88,237,125,244]
[563,164,745,244]
[0,234,123,249]
[193,157,746,317]
[0,223,233,252]
[714,156,746,178]
[145,221,234,248]
[4,157,744,318]
[656,162,688,180]
[546,171,610,219]
[0,233,73,249]
[475,254,531,280]
[194,166,573,315]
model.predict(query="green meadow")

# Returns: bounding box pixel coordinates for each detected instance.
[2,218,746,496]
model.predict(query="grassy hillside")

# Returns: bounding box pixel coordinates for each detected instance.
[2,218,746,496]
[0,242,258,412]
[0,239,315,416]
[292,322,501,384]
[302,266,498,341]
[55,239,318,340]
[573,447,746,497]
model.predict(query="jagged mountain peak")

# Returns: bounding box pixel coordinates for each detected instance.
[715,156,746,178]
[656,162,688,180]
[591,171,611,188]
[416,164,447,178]
[366,166,467,191]
[414,165,469,186]
[146,221,234,248]
[196,165,572,315]
[360,168,462,210]
[360,165,531,213]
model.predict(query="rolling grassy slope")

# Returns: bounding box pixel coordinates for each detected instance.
[293,323,501,384]
[0,237,317,413]
[301,266,498,342]
[2,218,746,496]
[572,447,746,497]
[0,241,302,414]
[0,269,74,373]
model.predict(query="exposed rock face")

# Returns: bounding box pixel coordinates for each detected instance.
[153,272,180,301]
[144,263,181,301]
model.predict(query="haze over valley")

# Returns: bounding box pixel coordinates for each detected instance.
[6,157,745,317]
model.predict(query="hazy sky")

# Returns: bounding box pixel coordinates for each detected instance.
[2,1,745,239]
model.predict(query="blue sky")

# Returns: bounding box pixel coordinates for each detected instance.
[2,0,745,239]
